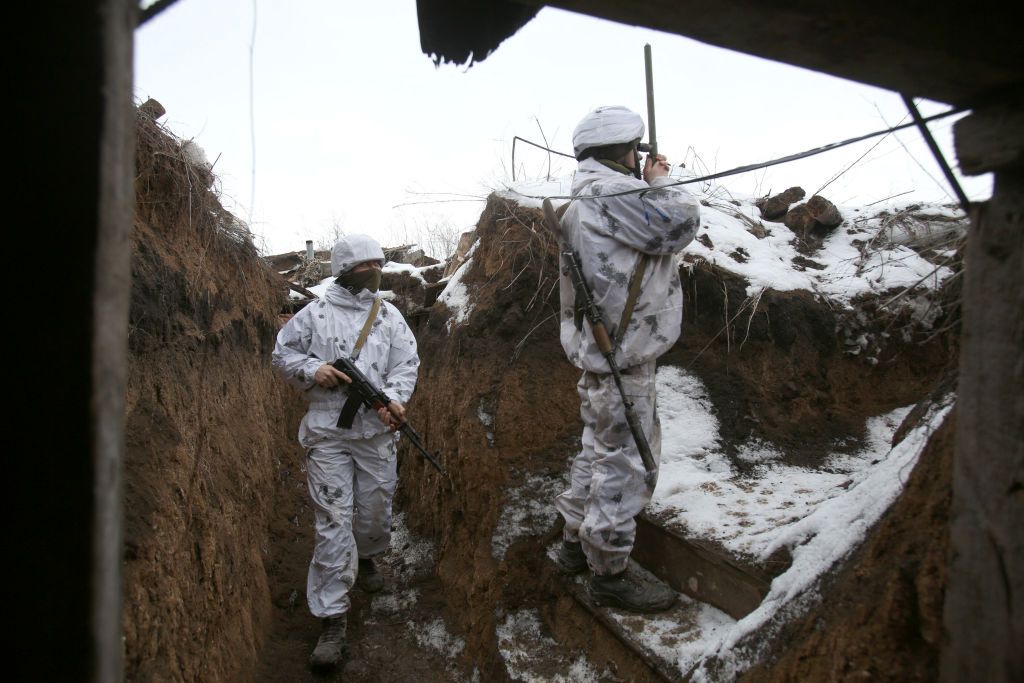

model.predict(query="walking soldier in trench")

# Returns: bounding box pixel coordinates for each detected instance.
[552,105,701,612]
[272,234,420,668]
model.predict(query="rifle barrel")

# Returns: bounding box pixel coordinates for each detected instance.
[644,43,657,159]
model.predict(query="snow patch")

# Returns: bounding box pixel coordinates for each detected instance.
[411,617,465,658]
[497,608,604,682]
[436,242,479,331]
[383,260,434,284]
[370,588,420,617]
[651,365,921,559]
[492,471,567,561]
[477,399,495,447]
[685,397,954,680]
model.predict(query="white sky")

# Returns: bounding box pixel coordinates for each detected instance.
[134,0,991,257]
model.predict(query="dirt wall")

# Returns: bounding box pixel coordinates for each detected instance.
[739,408,954,681]
[122,111,304,682]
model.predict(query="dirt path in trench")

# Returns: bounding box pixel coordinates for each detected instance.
[254,511,472,682]
[253,440,627,683]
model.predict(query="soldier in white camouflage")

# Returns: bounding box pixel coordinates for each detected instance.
[553,105,701,612]
[272,234,420,668]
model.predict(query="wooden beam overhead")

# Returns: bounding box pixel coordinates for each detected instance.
[419,0,1023,106]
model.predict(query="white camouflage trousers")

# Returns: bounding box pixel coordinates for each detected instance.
[555,360,661,575]
[305,431,398,617]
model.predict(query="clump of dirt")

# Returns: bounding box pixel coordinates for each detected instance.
[123,107,303,682]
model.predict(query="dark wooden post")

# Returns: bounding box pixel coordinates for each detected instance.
[12,1,134,681]
[943,95,1024,682]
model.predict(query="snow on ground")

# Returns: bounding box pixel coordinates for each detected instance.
[548,393,952,681]
[411,616,466,658]
[685,194,956,303]
[544,551,737,680]
[652,377,954,680]
[376,511,436,584]
[606,588,735,677]
[652,365,916,559]
[497,608,608,682]
[477,398,496,447]
[362,512,437,627]
[491,470,567,561]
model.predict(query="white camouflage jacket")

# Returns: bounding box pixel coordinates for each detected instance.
[272,284,419,446]
[559,158,701,372]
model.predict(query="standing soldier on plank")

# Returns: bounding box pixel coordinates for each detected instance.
[552,105,701,612]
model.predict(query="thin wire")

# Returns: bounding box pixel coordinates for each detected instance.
[248,0,258,224]
[814,113,908,196]
[510,106,967,202]
[512,135,574,182]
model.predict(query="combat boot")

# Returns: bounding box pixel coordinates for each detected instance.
[588,563,677,613]
[309,614,347,669]
[553,540,588,574]
[357,557,384,593]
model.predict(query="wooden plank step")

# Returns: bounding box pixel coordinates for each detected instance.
[547,549,736,682]
[632,513,790,619]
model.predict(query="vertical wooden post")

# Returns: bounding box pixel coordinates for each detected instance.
[94,2,135,681]
[943,97,1024,682]
[12,1,134,681]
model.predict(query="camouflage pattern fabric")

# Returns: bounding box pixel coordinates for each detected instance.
[555,362,661,575]
[558,157,700,372]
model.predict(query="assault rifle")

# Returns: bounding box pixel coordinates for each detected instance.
[331,355,445,475]
[541,199,658,490]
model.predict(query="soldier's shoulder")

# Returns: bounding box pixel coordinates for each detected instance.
[379,299,411,323]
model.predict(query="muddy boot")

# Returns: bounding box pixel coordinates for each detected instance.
[588,564,677,613]
[357,557,384,593]
[309,614,347,669]
[553,540,588,574]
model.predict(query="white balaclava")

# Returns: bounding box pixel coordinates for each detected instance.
[330,234,386,277]
[571,105,646,159]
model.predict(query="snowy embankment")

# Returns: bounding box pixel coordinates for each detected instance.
[662,383,953,680]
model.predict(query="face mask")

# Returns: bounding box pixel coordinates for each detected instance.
[337,268,381,293]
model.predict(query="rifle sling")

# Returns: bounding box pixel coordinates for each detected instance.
[351,297,381,359]
[335,297,381,429]
[556,199,645,345]
[615,256,648,346]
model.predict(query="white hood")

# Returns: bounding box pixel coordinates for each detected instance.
[571,105,645,158]
[331,234,385,276]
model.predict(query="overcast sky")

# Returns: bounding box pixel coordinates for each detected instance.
[134,0,990,257]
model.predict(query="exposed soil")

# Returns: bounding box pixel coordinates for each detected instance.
[736,406,954,682]
[125,110,962,682]
[124,111,297,682]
